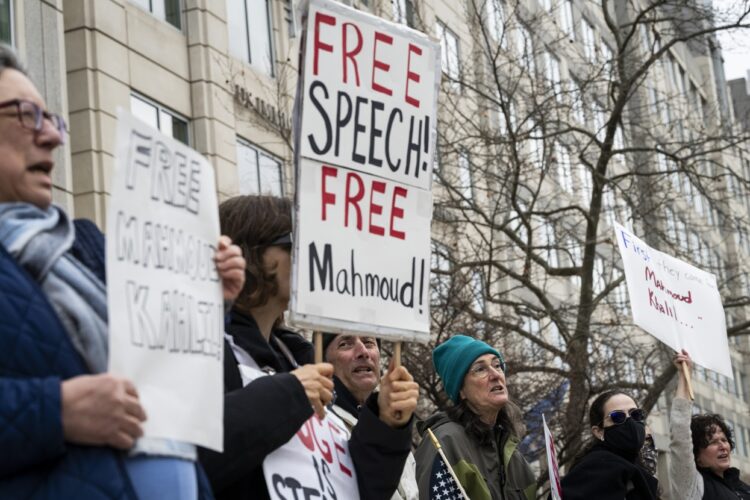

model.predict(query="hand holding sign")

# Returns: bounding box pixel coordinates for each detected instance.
[377,360,419,427]
[61,374,147,449]
[673,349,695,400]
[292,362,335,419]
[215,235,246,301]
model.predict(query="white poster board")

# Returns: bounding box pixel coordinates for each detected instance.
[290,0,440,342]
[264,412,359,499]
[543,415,562,500]
[106,109,224,451]
[614,222,732,378]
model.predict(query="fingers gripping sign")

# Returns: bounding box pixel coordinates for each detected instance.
[215,235,246,302]
[292,363,335,419]
[378,359,419,428]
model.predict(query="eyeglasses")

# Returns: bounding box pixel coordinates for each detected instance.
[606,408,646,425]
[468,359,504,379]
[0,99,67,144]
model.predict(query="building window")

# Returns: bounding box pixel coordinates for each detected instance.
[544,51,562,102]
[130,94,189,145]
[0,0,11,45]
[431,241,453,304]
[517,24,535,75]
[554,142,573,194]
[457,149,473,200]
[499,98,517,135]
[227,0,275,77]
[436,21,461,90]
[581,18,596,62]
[131,0,181,29]
[571,80,586,124]
[577,161,592,206]
[236,139,283,196]
[561,0,575,40]
[601,41,613,76]
[538,217,558,266]
[485,0,507,48]
[392,0,414,27]
[469,269,486,312]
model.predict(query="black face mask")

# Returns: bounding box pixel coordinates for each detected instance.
[602,419,646,458]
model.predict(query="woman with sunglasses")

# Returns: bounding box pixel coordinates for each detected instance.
[559,390,659,500]
[670,350,750,499]
[198,195,415,500]
[415,335,536,500]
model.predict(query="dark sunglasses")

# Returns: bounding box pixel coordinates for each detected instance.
[250,232,293,252]
[607,408,646,425]
[268,233,292,247]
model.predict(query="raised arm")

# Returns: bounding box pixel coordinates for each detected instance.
[669,350,703,500]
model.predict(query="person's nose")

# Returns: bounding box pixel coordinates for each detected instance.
[353,339,370,359]
[36,115,63,149]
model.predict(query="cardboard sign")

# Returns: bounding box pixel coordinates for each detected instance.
[107,109,224,451]
[543,415,562,500]
[614,222,732,378]
[264,412,360,500]
[290,0,440,342]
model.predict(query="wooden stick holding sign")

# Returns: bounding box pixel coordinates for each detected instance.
[394,341,402,368]
[314,331,323,364]
[681,361,695,401]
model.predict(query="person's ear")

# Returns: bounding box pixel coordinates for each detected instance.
[592,425,605,441]
[459,389,465,401]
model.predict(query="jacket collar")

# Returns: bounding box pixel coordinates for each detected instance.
[333,376,364,416]
[227,310,313,372]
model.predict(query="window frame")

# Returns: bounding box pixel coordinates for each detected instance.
[436,20,461,91]
[0,0,13,46]
[130,92,190,145]
[228,0,276,77]
[236,137,285,196]
[129,0,182,30]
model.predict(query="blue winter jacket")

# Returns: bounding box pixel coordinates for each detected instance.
[0,219,213,499]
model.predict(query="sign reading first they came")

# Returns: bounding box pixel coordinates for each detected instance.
[290,0,441,342]
[614,222,733,378]
[106,109,224,451]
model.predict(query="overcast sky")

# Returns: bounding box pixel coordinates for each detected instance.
[714,0,750,81]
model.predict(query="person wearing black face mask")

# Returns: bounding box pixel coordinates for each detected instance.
[557,390,660,500]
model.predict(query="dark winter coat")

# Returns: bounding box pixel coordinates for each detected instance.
[198,311,412,500]
[415,412,536,500]
[0,219,213,499]
[560,442,658,500]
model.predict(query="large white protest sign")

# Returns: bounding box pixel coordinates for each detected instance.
[264,412,359,500]
[614,222,732,378]
[107,109,224,451]
[290,0,440,342]
[543,415,562,500]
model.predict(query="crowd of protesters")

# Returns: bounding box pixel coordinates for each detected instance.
[1,44,749,500]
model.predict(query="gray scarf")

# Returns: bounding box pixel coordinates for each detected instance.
[0,202,108,373]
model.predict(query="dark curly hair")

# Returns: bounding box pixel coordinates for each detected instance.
[690,413,734,463]
[219,195,292,311]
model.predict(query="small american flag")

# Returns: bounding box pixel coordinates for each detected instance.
[428,453,464,500]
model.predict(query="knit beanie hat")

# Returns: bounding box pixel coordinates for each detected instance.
[432,335,505,403]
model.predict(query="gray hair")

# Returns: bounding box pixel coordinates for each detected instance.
[0,43,26,75]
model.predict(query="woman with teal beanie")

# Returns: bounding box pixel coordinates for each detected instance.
[414,335,536,500]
